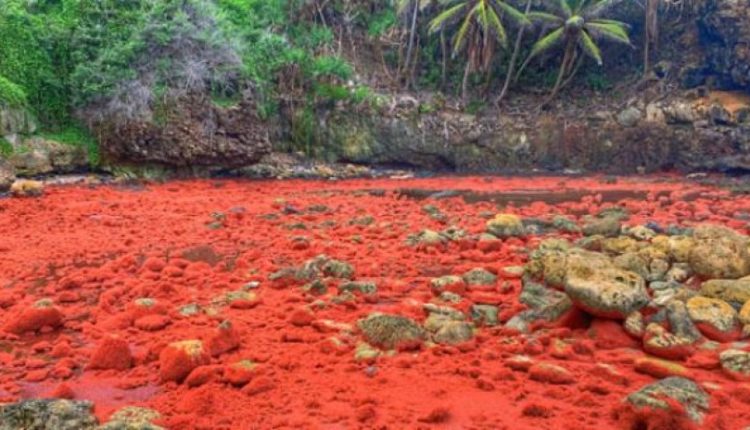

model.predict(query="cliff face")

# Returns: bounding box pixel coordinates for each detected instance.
[700,0,750,91]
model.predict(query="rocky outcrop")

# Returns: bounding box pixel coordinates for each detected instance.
[7,137,88,176]
[1,106,37,143]
[0,158,14,191]
[301,93,749,173]
[98,96,270,168]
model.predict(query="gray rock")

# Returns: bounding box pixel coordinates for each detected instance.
[358,314,425,350]
[617,107,642,127]
[470,304,499,326]
[582,216,621,237]
[432,320,474,345]
[338,281,377,296]
[626,377,709,422]
[0,399,98,430]
[719,349,750,379]
[666,301,702,343]
[100,406,164,430]
[462,268,497,286]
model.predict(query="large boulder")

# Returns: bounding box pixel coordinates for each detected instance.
[7,138,88,176]
[564,249,649,319]
[0,399,98,430]
[688,224,750,279]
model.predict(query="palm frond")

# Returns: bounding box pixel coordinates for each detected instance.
[578,30,602,65]
[494,1,531,27]
[558,0,573,18]
[428,2,468,33]
[584,0,624,19]
[585,21,631,45]
[452,3,478,55]
[485,2,508,47]
[526,11,564,25]
[526,26,565,63]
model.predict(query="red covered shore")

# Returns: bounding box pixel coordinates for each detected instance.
[1,175,749,429]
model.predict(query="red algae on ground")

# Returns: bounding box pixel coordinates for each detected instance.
[1,175,750,428]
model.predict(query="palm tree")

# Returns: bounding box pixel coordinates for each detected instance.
[518,0,632,103]
[429,0,530,102]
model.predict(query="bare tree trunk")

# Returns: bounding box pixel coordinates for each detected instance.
[541,40,574,107]
[440,29,447,89]
[495,0,532,107]
[404,2,419,87]
[644,0,658,75]
[462,62,472,103]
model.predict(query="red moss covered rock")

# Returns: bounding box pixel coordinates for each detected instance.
[88,337,133,370]
[3,299,64,334]
[159,340,210,383]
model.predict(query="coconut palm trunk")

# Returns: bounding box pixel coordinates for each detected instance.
[495,0,532,106]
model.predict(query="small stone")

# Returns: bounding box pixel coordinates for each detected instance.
[225,290,261,309]
[338,281,378,296]
[430,276,466,296]
[688,224,750,279]
[206,320,240,357]
[624,311,645,338]
[224,360,258,386]
[470,304,499,327]
[666,301,702,343]
[529,362,575,385]
[626,377,709,423]
[634,357,689,378]
[719,349,750,381]
[354,342,381,362]
[462,268,497,286]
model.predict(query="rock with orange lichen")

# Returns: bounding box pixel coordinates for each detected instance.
[486,213,525,238]
[686,296,740,342]
[688,224,750,279]
[159,340,210,383]
[3,299,63,334]
[634,357,689,379]
[643,323,696,360]
[88,337,132,370]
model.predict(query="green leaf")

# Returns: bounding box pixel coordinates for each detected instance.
[585,21,631,45]
[578,30,602,65]
[527,26,566,61]
[558,0,573,18]
[429,2,468,33]
[526,11,564,25]
[494,1,531,26]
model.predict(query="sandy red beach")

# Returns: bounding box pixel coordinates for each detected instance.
[1,175,750,429]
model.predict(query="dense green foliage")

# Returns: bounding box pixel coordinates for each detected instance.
[0,0,695,155]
